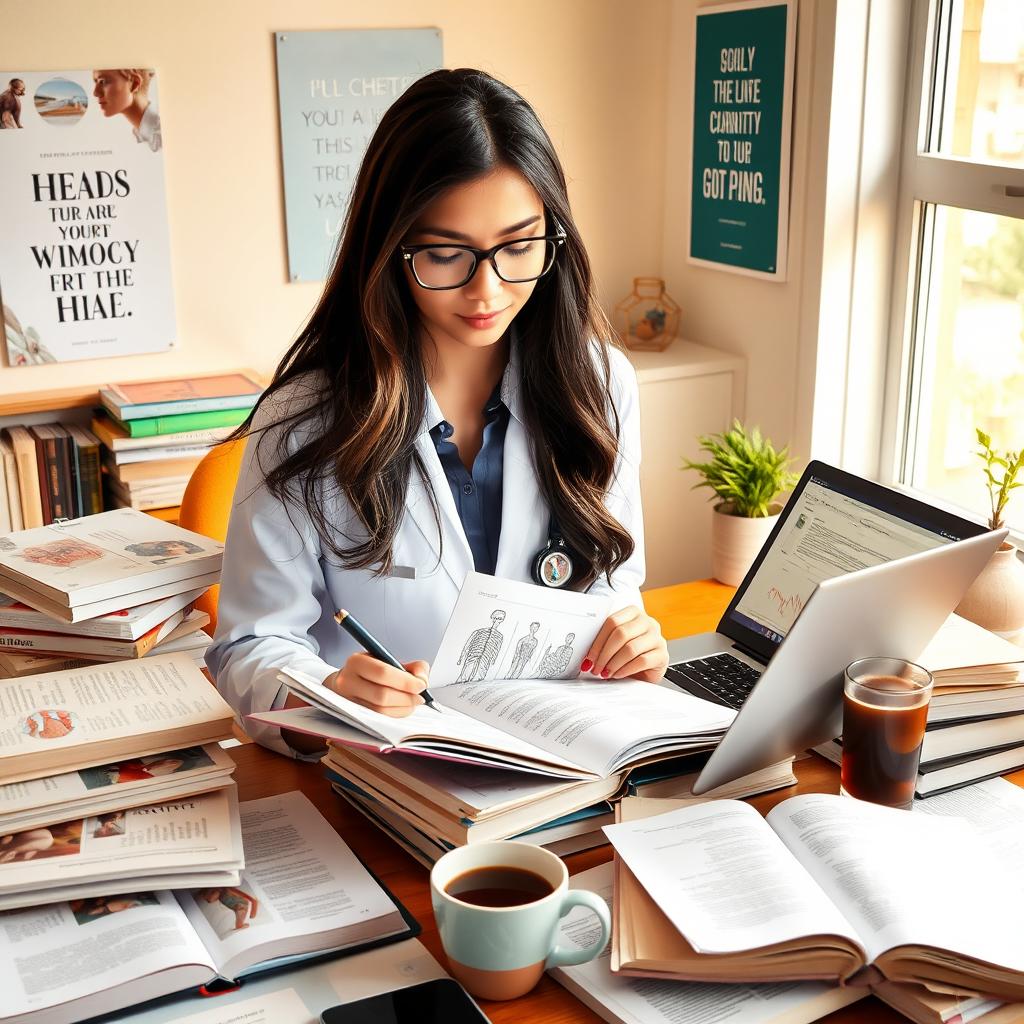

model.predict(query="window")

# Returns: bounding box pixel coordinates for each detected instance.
[885,0,1024,533]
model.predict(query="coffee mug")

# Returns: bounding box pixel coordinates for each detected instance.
[430,840,611,1001]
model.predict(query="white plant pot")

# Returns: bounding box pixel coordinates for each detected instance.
[711,502,781,587]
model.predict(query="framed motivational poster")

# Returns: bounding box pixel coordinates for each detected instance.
[275,28,443,283]
[689,0,796,280]
[0,69,176,365]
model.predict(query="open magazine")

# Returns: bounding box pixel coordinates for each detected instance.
[603,789,1024,1000]
[0,786,243,910]
[2,792,416,1024]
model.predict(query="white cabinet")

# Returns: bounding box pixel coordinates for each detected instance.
[627,342,746,589]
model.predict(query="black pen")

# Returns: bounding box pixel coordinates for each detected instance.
[334,609,440,712]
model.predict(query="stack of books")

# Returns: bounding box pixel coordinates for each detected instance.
[93,370,262,513]
[0,508,223,678]
[815,612,1024,796]
[0,651,241,909]
[325,745,797,866]
[1,792,416,1024]
[0,423,104,529]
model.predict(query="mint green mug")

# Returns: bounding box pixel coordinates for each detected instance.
[430,840,610,1001]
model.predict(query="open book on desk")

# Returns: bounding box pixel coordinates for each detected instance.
[252,672,734,782]
[2,792,417,1024]
[551,861,866,1024]
[604,790,1024,1001]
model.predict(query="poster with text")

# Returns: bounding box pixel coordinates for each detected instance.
[689,0,796,280]
[275,28,443,283]
[0,69,176,366]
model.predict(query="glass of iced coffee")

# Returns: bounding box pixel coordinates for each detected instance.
[841,658,933,810]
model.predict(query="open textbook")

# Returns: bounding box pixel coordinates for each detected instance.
[1,792,416,1024]
[550,862,865,1024]
[251,571,734,780]
[0,742,235,833]
[0,785,243,910]
[254,674,733,782]
[603,784,1024,1000]
[0,652,234,784]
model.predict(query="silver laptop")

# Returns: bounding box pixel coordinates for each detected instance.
[654,460,1001,793]
[690,527,1006,793]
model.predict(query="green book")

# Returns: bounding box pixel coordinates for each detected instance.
[115,407,251,438]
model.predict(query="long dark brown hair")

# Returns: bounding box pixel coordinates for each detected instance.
[240,68,633,588]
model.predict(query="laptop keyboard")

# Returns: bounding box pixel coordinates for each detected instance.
[665,653,763,709]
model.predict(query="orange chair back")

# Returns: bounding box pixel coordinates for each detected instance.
[177,438,247,636]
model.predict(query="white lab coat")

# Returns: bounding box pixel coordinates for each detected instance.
[206,342,646,757]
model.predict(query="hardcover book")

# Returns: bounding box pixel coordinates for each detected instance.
[100,372,262,421]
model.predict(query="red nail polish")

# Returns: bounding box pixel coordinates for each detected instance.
[600,668,610,678]
[580,658,593,673]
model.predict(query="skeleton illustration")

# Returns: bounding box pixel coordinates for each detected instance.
[537,632,576,678]
[456,609,506,683]
[509,622,540,678]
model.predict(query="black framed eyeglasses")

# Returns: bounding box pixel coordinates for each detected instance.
[401,230,566,290]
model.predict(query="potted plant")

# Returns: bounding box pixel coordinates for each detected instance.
[682,421,798,586]
[954,429,1024,638]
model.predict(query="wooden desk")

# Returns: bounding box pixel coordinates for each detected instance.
[228,580,1023,1024]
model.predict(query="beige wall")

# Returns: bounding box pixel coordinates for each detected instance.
[660,0,834,460]
[0,0,670,395]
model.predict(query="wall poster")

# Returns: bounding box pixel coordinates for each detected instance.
[275,28,443,284]
[689,0,796,280]
[0,69,176,366]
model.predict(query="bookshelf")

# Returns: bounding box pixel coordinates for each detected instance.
[0,385,103,419]
[1,389,200,525]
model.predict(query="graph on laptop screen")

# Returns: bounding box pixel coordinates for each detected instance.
[730,476,953,644]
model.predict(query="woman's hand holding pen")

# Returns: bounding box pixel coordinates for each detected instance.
[581,605,669,683]
[324,654,431,717]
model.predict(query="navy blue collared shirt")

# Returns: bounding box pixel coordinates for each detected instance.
[429,388,509,576]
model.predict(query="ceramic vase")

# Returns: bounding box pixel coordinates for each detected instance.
[710,502,781,587]
[955,542,1024,641]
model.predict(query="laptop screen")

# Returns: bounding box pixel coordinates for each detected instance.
[719,462,986,657]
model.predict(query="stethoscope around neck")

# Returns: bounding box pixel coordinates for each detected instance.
[531,517,576,588]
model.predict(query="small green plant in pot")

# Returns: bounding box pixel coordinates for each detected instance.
[955,429,1024,637]
[682,421,798,586]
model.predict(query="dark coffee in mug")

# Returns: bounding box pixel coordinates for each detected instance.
[842,673,929,808]
[445,865,554,908]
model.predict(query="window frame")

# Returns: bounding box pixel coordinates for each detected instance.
[880,0,1024,539]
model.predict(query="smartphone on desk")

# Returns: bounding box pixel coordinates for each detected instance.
[320,978,489,1024]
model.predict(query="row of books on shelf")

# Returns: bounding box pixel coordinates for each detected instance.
[0,370,261,527]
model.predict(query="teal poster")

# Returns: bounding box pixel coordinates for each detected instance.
[690,0,795,279]
[275,29,443,283]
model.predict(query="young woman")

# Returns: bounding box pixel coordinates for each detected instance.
[206,69,669,758]
[92,69,162,152]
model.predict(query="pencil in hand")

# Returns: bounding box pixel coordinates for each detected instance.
[334,609,440,712]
